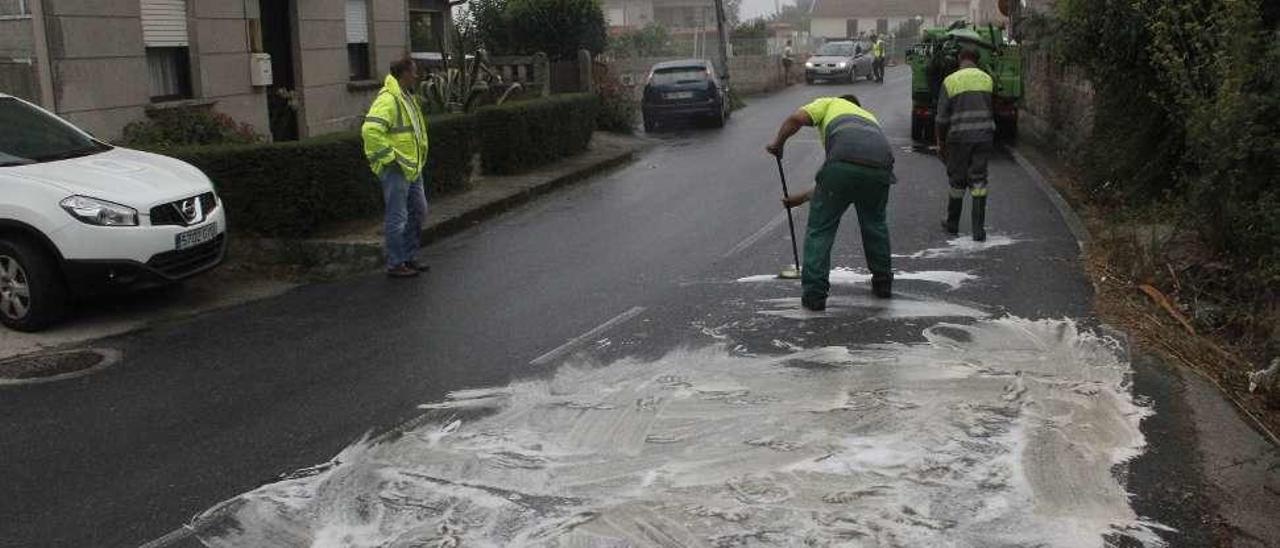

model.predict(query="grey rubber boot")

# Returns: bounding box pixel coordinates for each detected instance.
[972,196,987,242]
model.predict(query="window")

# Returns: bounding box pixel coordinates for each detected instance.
[346,0,371,80]
[146,47,192,101]
[845,19,857,38]
[409,7,444,53]
[0,97,111,165]
[0,0,29,16]
[877,19,888,35]
[141,0,192,101]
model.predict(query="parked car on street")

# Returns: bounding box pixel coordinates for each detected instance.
[641,59,731,131]
[0,93,227,331]
[805,40,875,84]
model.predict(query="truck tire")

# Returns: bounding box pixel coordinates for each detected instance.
[911,115,923,142]
[997,117,1018,141]
[0,236,68,332]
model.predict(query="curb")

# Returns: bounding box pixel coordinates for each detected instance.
[1005,144,1090,251]
[420,147,640,247]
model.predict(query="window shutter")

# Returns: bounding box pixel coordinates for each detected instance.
[346,0,369,44]
[140,0,189,47]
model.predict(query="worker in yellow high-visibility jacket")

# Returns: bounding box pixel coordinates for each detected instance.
[362,57,431,278]
[871,35,886,83]
[935,48,995,241]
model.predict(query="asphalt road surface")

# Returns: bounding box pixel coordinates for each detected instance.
[0,67,1256,547]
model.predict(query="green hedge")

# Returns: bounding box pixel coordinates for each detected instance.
[164,114,474,238]
[477,93,599,175]
[158,97,596,237]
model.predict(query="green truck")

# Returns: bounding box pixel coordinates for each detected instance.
[907,21,1022,142]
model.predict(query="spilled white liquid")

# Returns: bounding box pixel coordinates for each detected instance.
[738,268,978,290]
[757,295,989,321]
[193,318,1165,548]
[894,235,1021,259]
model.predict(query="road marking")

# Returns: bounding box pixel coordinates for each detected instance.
[724,211,788,258]
[529,306,647,366]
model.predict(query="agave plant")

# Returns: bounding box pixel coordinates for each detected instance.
[419,26,523,113]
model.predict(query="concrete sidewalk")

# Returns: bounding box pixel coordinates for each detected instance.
[0,132,651,360]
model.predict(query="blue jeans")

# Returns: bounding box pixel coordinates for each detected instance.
[380,167,428,269]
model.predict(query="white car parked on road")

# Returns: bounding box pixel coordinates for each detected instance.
[0,93,226,331]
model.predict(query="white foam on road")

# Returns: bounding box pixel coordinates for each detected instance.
[757,294,989,320]
[739,268,977,290]
[894,234,1022,259]
[191,318,1164,548]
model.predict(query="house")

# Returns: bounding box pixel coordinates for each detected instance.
[809,0,1000,41]
[603,0,716,30]
[0,0,453,142]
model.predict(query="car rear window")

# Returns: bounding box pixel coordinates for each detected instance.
[816,43,855,56]
[650,67,708,86]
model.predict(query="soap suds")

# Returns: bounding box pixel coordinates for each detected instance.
[192,318,1162,548]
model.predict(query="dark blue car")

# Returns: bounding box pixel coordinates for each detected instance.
[641,59,730,132]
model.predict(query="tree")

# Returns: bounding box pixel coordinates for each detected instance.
[506,0,608,60]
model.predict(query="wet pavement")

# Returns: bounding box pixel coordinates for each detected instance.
[0,67,1265,547]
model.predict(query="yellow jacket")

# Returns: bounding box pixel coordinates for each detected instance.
[361,74,429,181]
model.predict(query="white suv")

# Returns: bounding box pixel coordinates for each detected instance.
[0,93,226,331]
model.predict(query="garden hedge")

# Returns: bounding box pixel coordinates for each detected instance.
[476,93,599,175]
[159,96,596,237]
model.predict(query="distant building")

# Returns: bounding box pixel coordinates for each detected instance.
[809,0,1000,41]
[0,0,453,142]
[603,0,716,30]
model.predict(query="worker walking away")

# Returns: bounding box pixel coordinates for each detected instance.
[871,35,886,83]
[782,40,795,85]
[936,48,995,241]
[767,94,896,311]
[362,56,431,278]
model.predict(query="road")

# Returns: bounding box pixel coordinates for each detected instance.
[0,67,1248,547]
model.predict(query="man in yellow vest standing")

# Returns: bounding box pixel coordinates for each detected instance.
[936,48,995,241]
[362,57,431,277]
[767,94,896,311]
[871,35,886,83]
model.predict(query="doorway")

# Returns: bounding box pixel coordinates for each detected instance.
[261,0,299,141]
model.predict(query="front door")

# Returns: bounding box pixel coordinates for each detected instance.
[261,0,299,141]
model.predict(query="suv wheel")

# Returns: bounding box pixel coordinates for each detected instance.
[0,237,68,332]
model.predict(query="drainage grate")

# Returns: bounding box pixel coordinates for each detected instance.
[0,349,120,385]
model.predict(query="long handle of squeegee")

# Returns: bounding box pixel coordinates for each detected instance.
[775,156,802,273]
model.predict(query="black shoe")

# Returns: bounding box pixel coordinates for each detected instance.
[801,296,826,311]
[404,261,431,272]
[871,276,893,299]
[972,196,987,242]
[386,264,420,278]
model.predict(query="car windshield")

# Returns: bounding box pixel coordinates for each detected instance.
[0,97,110,166]
[816,43,855,57]
[650,66,708,86]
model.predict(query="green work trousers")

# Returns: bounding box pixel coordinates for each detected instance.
[802,161,893,301]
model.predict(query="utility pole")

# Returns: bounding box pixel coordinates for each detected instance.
[712,0,731,86]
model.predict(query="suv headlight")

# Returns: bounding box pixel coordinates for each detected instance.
[804,61,815,68]
[836,61,848,68]
[60,195,138,226]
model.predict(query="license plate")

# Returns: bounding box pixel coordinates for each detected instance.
[664,91,694,100]
[175,223,218,250]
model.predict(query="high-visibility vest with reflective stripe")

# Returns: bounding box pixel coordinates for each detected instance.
[361,74,429,180]
[937,67,995,142]
[801,97,894,171]
[873,40,885,58]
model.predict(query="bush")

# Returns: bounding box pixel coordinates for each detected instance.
[164,114,475,237]
[120,107,262,150]
[593,64,636,133]
[154,95,597,237]
[467,0,607,60]
[476,93,598,174]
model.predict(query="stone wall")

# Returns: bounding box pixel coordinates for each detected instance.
[608,54,788,99]
[1019,46,1095,158]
